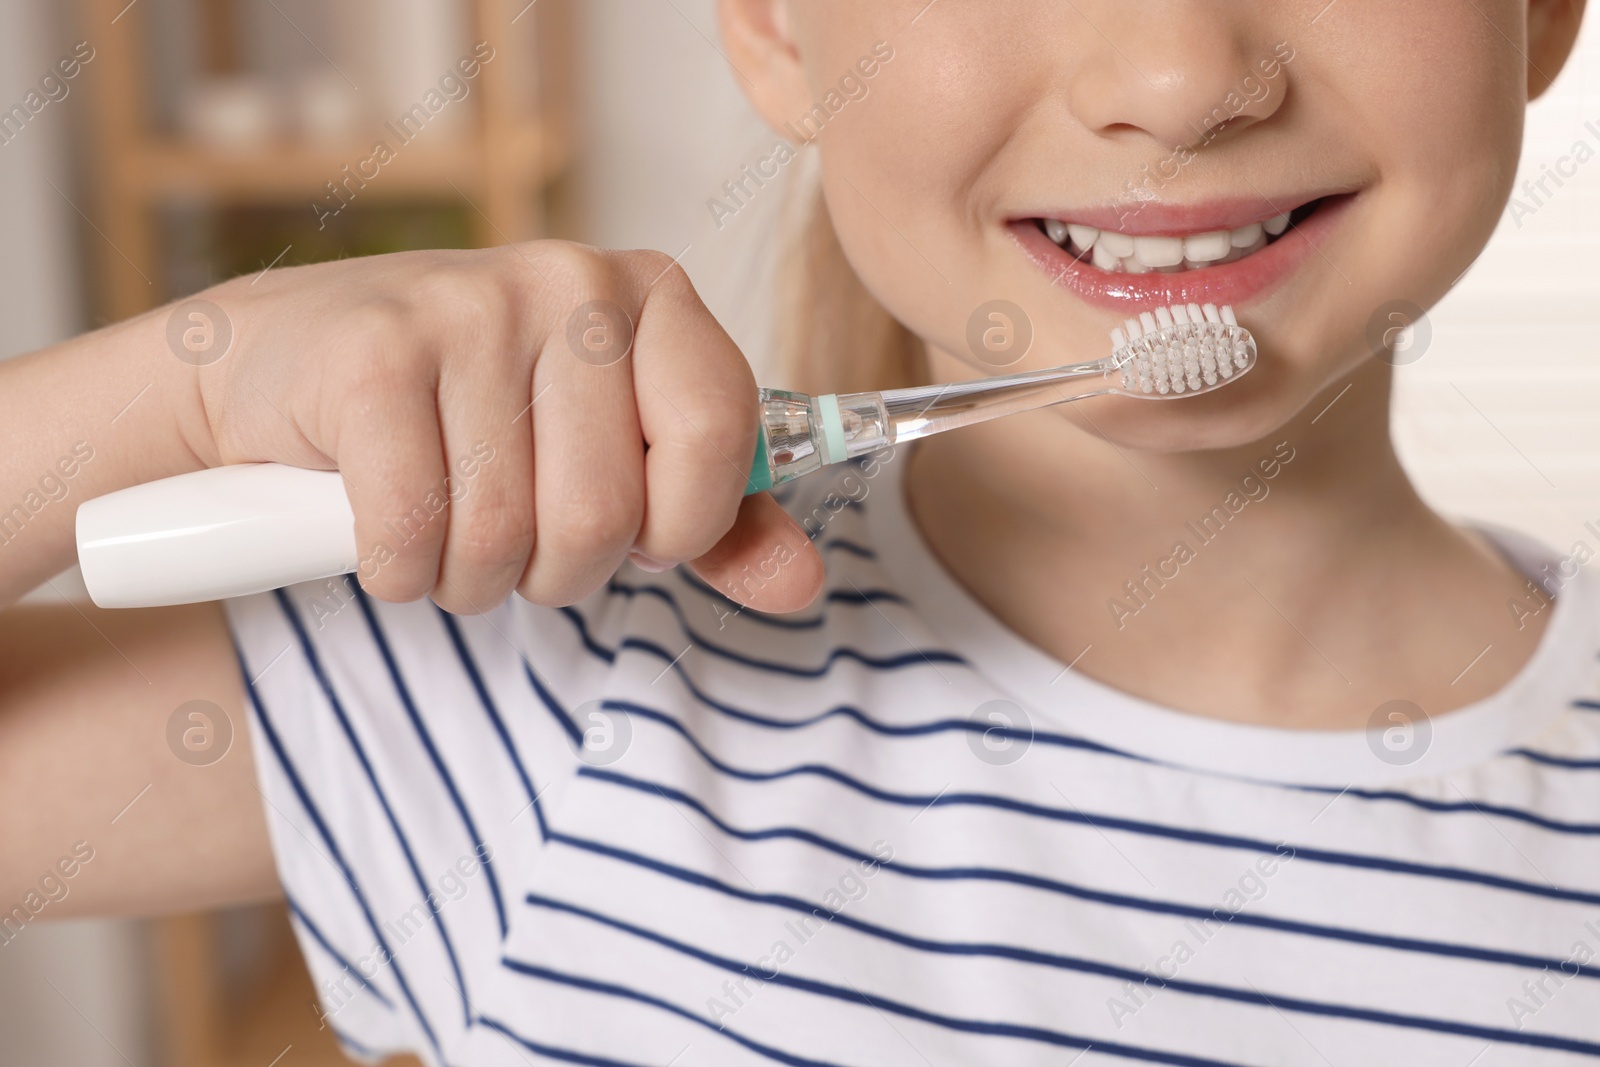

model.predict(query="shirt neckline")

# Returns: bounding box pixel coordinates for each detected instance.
[863,447,1600,788]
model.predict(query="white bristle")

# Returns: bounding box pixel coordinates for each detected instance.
[1110,302,1255,398]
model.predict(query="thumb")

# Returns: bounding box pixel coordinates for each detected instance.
[688,493,824,614]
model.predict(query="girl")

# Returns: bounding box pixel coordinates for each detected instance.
[3,1,1596,1064]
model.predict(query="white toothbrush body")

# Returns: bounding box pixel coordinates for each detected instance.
[77,463,356,608]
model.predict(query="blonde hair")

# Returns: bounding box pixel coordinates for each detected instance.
[774,174,925,396]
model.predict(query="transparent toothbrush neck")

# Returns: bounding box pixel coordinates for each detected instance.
[754,357,1114,489]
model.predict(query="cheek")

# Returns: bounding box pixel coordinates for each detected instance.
[812,32,1040,363]
[1342,4,1524,208]
[1282,4,1524,387]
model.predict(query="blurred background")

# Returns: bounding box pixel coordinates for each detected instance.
[0,2,1595,1065]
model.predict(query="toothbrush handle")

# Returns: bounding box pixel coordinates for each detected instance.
[77,464,358,609]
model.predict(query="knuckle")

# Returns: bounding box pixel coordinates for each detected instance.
[345,302,409,353]
[410,268,498,327]
[544,491,642,559]
[332,302,417,391]
[546,244,620,304]
[358,547,438,604]
[494,248,545,313]
[449,500,534,572]
[631,248,684,288]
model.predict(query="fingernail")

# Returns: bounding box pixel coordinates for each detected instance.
[628,550,674,574]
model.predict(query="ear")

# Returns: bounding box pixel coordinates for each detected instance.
[718,0,816,135]
[1527,0,1587,100]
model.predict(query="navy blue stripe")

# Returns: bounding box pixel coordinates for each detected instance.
[547,833,1600,1055]
[523,660,584,747]
[241,656,441,1058]
[557,606,617,665]
[559,584,964,678]
[274,589,476,1026]
[1511,748,1600,770]
[613,576,828,633]
[582,768,1599,981]
[818,538,876,559]
[1575,699,1600,713]
[670,568,906,625]
[819,585,905,605]
[510,899,1255,1067]
[491,971,849,1067]
[354,591,509,938]
[437,609,551,842]
[285,892,394,1009]
[594,697,1600,908]
[611,631,1128,753]
[1298,784,1600,835]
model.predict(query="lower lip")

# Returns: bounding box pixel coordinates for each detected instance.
[1008,195,1354,313]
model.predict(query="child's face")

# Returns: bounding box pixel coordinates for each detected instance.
[726,1,1583,451]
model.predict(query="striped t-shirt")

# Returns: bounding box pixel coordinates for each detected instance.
[227,448,1600,1067]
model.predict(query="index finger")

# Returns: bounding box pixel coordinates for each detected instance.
[627,258,761,564]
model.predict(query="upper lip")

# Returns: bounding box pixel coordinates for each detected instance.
[1021,194,1331,237]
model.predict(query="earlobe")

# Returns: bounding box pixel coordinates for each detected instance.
[717,0,814,134]
[1526,0,1587,100]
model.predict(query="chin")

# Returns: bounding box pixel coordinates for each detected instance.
[1059,359,1323,455]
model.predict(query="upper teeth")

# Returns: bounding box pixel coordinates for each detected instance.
[1046,212,1292,274]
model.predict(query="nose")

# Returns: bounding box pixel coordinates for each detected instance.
[1066,5,1288,151]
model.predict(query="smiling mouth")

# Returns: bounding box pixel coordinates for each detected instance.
[1031,197,1332,275]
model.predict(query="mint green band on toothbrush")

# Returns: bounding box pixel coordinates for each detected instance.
[812,393,850,466]
[744,423,774,495]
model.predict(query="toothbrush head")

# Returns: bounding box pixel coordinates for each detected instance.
[1107,303,1257,398]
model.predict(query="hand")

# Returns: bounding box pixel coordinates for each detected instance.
[180,243,824,614]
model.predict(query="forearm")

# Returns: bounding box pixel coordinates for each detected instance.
[0,600,277,917]
[0,306,209,605]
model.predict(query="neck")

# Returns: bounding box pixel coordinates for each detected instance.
[905,359,1546,729]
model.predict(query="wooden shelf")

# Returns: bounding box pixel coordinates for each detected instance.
[128,121,567,203]
[75,0,572,321]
